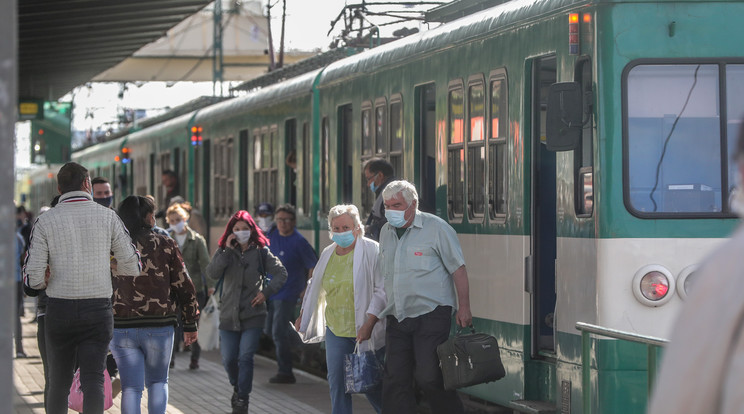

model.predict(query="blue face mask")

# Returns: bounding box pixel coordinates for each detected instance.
[385,207,409,228]
[331,230,356,248]
[370,181,378,193]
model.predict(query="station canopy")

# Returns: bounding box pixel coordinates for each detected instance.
[18,0,314,101]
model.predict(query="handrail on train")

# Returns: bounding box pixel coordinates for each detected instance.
[575,322,669,414]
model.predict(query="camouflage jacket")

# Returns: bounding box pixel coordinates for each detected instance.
[112,231,199,332]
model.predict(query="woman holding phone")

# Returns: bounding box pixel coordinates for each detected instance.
[206,210,287,414]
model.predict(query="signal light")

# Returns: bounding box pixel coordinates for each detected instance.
[569,13,580,55]
[191,125,203,146]
[38,129,44,135]
[119,146,131,164]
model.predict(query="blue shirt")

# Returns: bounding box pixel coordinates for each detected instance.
[267,229,318,301]
[378,210,465,321]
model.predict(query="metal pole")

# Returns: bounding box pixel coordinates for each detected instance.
[0,0,17,412]
[581,330,591,414]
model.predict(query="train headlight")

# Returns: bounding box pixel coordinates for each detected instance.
[676,265,698,301]
[632,265,675,307]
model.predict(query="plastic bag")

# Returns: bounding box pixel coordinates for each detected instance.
[68,367,113,412]
[344,342,382,394]
[198,294,220,351]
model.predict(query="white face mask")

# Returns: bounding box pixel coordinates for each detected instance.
[171,221,186,234]
[257,217,273,232]
[234,230,252,244]
[385,207,409,228]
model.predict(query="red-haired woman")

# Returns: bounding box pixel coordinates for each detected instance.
[206,210,288,414]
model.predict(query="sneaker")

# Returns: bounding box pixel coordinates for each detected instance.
[231,391,238,409]
[269,373,296,384]
[189,359,199,370]
[232,397,249,414]
[15,351,27,359]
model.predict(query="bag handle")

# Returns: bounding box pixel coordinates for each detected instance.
[455,324,476,336]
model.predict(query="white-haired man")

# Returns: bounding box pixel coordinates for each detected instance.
[378,180,472,414]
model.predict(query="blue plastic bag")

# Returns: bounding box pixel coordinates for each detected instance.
[344,342,382,394]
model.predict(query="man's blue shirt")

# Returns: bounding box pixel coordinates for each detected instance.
[267,229,318,301]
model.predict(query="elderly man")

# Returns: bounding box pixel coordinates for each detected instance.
[24,162,141,414]
[378,180,472,414]
[648,125,744,413]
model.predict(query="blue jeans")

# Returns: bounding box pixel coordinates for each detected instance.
[45,298,113,414]
[110,325,174,414]
[325,327,383,414]
[266,299,299,375]
[220,327,262,399]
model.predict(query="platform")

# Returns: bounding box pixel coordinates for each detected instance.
[12,299,377,414]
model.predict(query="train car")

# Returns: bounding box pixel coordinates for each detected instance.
[309,0,743,412]
[29,0,744,411]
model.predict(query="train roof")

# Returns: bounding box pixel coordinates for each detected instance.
[317,0,582,86]
[194,69,320,123]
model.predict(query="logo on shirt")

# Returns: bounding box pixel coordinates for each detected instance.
[414,251,423,256]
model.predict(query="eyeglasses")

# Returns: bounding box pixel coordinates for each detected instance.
[276,218,294,223]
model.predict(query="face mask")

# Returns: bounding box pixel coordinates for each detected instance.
[234,230,252,244]
[93,196,113,208]
[171,221,186,234]
[332,230,356,248]
[385,207,409,228]
[257,217,272,232]
[370,181,378,193]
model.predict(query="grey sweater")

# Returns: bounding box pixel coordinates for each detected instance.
[206,245,287,331]
[24,191,141,299]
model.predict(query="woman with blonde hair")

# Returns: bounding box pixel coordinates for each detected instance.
[295,204,386,414]
[166,202,212,370]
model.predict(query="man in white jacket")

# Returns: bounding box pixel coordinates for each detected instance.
[23,162,141,414]
[648,125,744,414]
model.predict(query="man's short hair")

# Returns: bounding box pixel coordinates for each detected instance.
[162,170,178,182]
[382,180,419,206]
[363,158,394,178]
[91,176,109,186]
[58,162,89,194]
[275,204,296,220]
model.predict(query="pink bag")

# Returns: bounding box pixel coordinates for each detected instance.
[68,368,114,412]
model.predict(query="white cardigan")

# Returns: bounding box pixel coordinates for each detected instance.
[298,236,386,352]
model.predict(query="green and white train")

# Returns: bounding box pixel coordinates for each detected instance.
[27,0,744,411]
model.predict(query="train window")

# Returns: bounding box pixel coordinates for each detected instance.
[302,122,311,217]
[575,58,594,217]
[285,119,297,207]
[467,80,486,218]
[389,96,403,180]
[362,103,373,156]
[321,117,330,215]
[448,83,465,219]
[361,103,374,217]
[375,99,387,155]
[625,63,738,216]
[489,73,508,218]
[213,137,234,218]
[253,127,277,213]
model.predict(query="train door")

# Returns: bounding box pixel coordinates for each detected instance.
[285,119,297,207]
[415,83,437,214]
[530,56,557,354]
[338,104,353,204]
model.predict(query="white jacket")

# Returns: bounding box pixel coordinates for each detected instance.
[298,236,386,352]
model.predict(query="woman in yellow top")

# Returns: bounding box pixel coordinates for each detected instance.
[295,204,386,414]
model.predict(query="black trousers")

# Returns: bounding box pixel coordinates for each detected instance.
[382,306,464,414]
[45,297,113,414]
